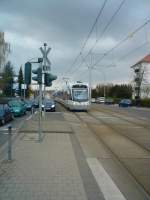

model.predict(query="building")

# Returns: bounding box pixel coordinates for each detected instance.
[131,54,150,100]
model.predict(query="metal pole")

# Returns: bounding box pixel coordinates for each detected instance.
[38,63,42,142]
[43,43,47,116]
[89,53,93,104]
[21,86,22,98]
[8,125,12,161]
[103,71,106,99]
[24,84,25,100]
[89,66,92,104]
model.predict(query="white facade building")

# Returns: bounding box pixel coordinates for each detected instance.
[131,54,150,99]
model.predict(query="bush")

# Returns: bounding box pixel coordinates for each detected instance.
[132,98,150,107]
[113,98,122,104]
[141,99,150,107]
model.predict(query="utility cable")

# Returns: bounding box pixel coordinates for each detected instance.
[68,0,126,76]
[91,18,150,68]
[63,0,108,75]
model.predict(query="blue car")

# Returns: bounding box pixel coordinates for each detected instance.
[0,104,13,125]
[119,99,132,107]
[8,100,26,117]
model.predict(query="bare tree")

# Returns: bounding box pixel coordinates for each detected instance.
[0,32,11,72]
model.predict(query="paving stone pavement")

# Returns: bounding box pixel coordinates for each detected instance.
[0,133,88,200]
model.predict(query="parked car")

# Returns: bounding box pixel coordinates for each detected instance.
[0,104,13,125]
[8,100,26,117]
[119,99,132,107]
[25,100,34,111]
[33,100,39,108]
[105,98,114,105]
[96,97,105,103]
[44,100,56,112]
[91,98,96,103]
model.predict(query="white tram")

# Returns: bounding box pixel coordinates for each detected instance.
[55,83,90,111]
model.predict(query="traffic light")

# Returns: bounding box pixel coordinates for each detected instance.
[24,62,31,85]
[32,67,42,84]
[44,73,57,87]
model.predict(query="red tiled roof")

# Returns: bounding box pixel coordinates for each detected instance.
[131,54,150,68]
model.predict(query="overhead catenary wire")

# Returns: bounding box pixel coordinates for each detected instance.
[62,0,108,76]
[81,0,126,64]
[118,40,150,62]
[67,0,126,76]
[91,18,150,69]
[76,21,150,81]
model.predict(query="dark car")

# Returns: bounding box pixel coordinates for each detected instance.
[105,98,114,105]
[0,104,13,125]
[25,100,34,111]
[33,100,39,108]
[119,99,132,107]
[44,100,56,112]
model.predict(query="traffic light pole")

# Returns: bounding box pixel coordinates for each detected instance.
[43,43,47,116]
[38,82,42,142]
[25,58,43,142]
[38,62,43,142]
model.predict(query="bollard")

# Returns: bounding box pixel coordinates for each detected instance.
[8,125,12,161]
[31,106,34,115]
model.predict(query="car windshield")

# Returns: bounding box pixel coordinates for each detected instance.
[25,100,32,105]
[46,100,54,106]
[9,101,22,107]
[121,99,131,103]
[72,89,88,102]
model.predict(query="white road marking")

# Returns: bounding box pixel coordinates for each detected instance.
[87,158,127,200]
[1,128,16,131]
[26,115,32,121]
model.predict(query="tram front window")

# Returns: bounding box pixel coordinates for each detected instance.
[72,89,88,102]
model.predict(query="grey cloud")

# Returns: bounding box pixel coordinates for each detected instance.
[0,0,150,86]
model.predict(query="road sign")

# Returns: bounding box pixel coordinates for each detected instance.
[21,84,27,89]
[13,83,19,90]
[43,65,51,71]
[40,47,51,67]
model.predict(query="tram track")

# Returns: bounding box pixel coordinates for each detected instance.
[91,105,150,130]
[89,106,150,152]
[72,111,150,197]
[57,102,150,153]
[56,102,150,197]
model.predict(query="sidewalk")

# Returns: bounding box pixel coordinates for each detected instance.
[1,112,148,200]
[0,112,103,200]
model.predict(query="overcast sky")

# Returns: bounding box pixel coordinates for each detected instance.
[0,0,150,88]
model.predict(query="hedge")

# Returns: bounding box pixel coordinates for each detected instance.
[140,99,150,108]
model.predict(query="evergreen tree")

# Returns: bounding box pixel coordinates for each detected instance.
[93,83,132,99]
[18,66,24,97]
[2,61,14,96]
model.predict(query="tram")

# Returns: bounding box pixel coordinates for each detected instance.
[54,82,90,111]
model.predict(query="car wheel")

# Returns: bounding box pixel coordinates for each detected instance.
[11,114,14,120]
[1,119,5,125]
